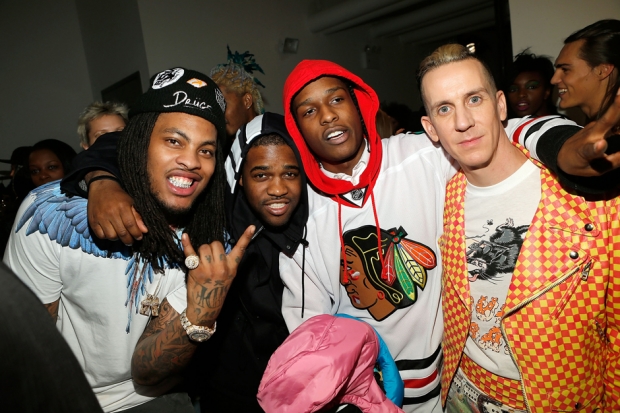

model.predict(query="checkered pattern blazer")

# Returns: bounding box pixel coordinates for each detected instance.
[440,146,620,412]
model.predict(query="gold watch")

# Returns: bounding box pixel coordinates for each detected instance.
[180,309,216,342]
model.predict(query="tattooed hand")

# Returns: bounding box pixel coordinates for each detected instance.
[131,225,254,387]
[182,226,255,327]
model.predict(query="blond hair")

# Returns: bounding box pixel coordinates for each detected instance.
[417,44,496,110]
[210,65,265,116]
[77,101,128,147]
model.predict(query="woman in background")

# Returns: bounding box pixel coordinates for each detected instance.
[506,50,557,118]
[28,139,76,188]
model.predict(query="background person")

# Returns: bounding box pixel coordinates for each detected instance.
[552,19,620,122]
[505,50,557,118]
[77,101,128,150]
[28,139,76,188]
[210,46,266,153]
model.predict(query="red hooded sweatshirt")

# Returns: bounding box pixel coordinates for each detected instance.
[283,59,382,207]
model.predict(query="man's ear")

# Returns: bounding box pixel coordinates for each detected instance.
[238,175,244,187]
[243,93,253,110]
[421,116,439,143]
[496,90,507,121]
[596,63,615,81]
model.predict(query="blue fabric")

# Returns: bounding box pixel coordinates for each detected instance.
[335,313,404,407]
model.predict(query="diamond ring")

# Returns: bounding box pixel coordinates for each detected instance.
[185,255,200,270]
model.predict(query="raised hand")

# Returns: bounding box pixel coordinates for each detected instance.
[131,225,255,387]
[558,88,620,176]
[181,226,255,327]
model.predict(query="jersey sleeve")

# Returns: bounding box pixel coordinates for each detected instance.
[506,116,620,193]
[2,198,63,304]
[505,116,581,163]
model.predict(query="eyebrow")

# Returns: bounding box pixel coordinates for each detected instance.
[294,85,347,111]
[249,164,300,173]
[554,63,570,69]
[162,127,217,147]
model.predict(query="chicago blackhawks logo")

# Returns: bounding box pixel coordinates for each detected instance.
[340,225,436,321]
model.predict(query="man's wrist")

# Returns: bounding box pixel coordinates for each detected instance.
[84,170,116,185]
[180,309,216,342]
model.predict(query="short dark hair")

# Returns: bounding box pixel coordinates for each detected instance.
[249,133,287,149]
[565,19,620,119]
[507,49,555,89]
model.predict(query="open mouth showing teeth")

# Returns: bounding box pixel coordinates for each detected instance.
[268,203,286,209]
[559,88,567,94]
[327,131,344,140]
[169,176,194,188]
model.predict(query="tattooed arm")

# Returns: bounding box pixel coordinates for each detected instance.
[131,227,254,386]
[131,299,196,386]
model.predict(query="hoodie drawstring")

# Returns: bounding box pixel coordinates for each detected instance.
[300,224,308,318]
[370,191,385,270]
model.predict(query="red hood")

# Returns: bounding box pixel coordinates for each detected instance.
[283,60,382,204]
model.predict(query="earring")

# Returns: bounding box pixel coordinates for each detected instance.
[377,291,385,300]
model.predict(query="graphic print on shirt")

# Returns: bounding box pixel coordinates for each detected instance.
[466,218,528,355]
[340,225,437,321]
[466,218,528,282]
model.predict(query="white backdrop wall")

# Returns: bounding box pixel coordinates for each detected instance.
[510,0,620,60]
[0,0,418,164]
[0,0,93,161]
[136,0,418,116]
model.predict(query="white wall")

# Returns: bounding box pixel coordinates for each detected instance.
[0,0,93,163]
[510,0,620,59]
[136,0,418,115]
[75,0,150,99]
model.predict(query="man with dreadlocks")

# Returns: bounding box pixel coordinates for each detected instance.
[210,46,266,153]
[3,67,254,412]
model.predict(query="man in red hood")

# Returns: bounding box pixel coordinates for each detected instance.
[278,59,619,413]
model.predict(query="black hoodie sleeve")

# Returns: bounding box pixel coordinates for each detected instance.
[60,132,121,198]
[535,125,620,194]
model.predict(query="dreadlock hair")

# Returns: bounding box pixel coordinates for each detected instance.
[210,65,265,116]
[118,112,227,273]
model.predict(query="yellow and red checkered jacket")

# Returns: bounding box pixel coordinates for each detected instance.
[440,149,620,412]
